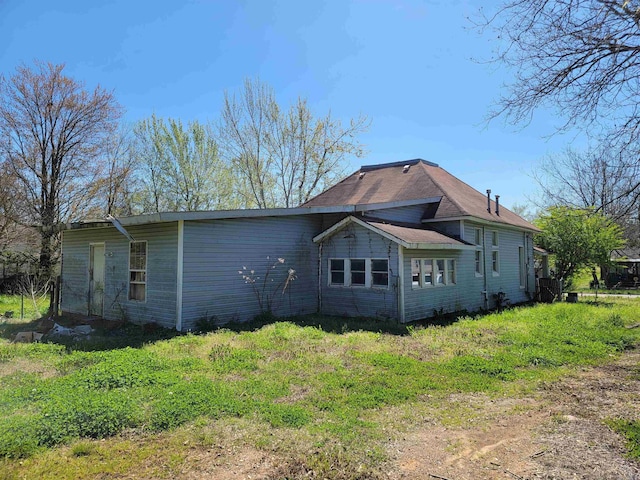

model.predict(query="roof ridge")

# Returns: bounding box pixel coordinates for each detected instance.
[360,158,438,172]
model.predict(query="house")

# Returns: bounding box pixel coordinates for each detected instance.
[60,159,539,330]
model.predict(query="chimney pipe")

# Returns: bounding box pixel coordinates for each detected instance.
[495,195,500,216]
[486,189,491,213]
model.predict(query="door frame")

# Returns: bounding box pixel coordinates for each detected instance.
[89,243,106,317]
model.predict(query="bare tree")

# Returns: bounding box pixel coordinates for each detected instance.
[219,78,369,209]
[0,161,22,250]
[534,146,640,246]
[0,61,123,278]
[219,79,279,209]
[479,1,640,139]
[478,0,640,226]
[103,127,137,216]
[270,98,369,207]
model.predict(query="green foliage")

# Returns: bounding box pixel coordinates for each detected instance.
[259,403,311,428]
[534,206,625,282]
[0,300,638,463]
[195,315,219,333]
[606,419,640,459]
[132,114,238,212]
[0,294,49,320]
[208,344,262,373]
[147,378,246,431]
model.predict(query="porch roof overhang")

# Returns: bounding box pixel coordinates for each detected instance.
[313,216,474,250]
[534,246,549,256]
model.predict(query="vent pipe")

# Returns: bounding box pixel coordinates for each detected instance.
[495,195,500,216]
[486,189,491,213]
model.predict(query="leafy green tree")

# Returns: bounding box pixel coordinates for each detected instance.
[534,206,625,282]
[132,115,237,212]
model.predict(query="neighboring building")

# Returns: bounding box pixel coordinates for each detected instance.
[60,159,539,330]
[606,248,640,288]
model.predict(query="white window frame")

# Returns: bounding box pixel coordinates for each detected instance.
[446,259,456,285]
[329,258,345,286]
[474,228,482,247]
[328,258,389,289]
[474,228,484,277]
[411,258,456,288]
[475,250,484,277]
[492,250,500,276]
[128,240,147,302]
[371,258,389,288]
[350,258,366,287]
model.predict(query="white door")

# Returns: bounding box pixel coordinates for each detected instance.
[89,244,105,316]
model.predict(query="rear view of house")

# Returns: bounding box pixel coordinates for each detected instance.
[61,159,538,330]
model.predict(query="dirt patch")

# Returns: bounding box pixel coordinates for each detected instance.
[174,446,278,480]
[388,349,640,480]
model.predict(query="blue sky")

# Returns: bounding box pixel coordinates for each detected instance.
[0,0,584,210]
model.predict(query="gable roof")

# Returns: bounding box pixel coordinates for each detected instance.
[303,159,538,231]
[313,216,473,250]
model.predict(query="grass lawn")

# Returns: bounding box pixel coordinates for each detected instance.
[0,298,638,478]
[0,294,49,321]
[572,267,640,295]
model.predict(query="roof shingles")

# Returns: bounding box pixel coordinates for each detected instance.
[303,159,537,231]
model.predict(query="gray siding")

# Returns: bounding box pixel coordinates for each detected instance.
[364,204,427,224]
[61,223,178,328]
[429,221,463,239]
[403,247,484,322]
[319,223,398,319]
[181,215,321,330]
[463,222,535,309]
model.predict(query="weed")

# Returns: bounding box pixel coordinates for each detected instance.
[70,441,95,457]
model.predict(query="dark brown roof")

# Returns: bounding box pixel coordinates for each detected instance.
[313,215,472,249]
[303,159,538,231]
[366,220,468,247]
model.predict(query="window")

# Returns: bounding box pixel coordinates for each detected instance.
[436,259,445,284]
[330,259,345,285]
[371,259,389,287]
[411,258,456,288]
[129,241,147,301]
[474,228,484,277]
[350,259,366,286]
[475,250,483,276]
[491,231,499,275]
[446,259,456,285]
[519,246,526,288]
[422,259,433,286]
[492,250,500,275]
[328,258,389,289]
[411,259,421,287]
[491,231,499,247]
[474,228,482,246]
